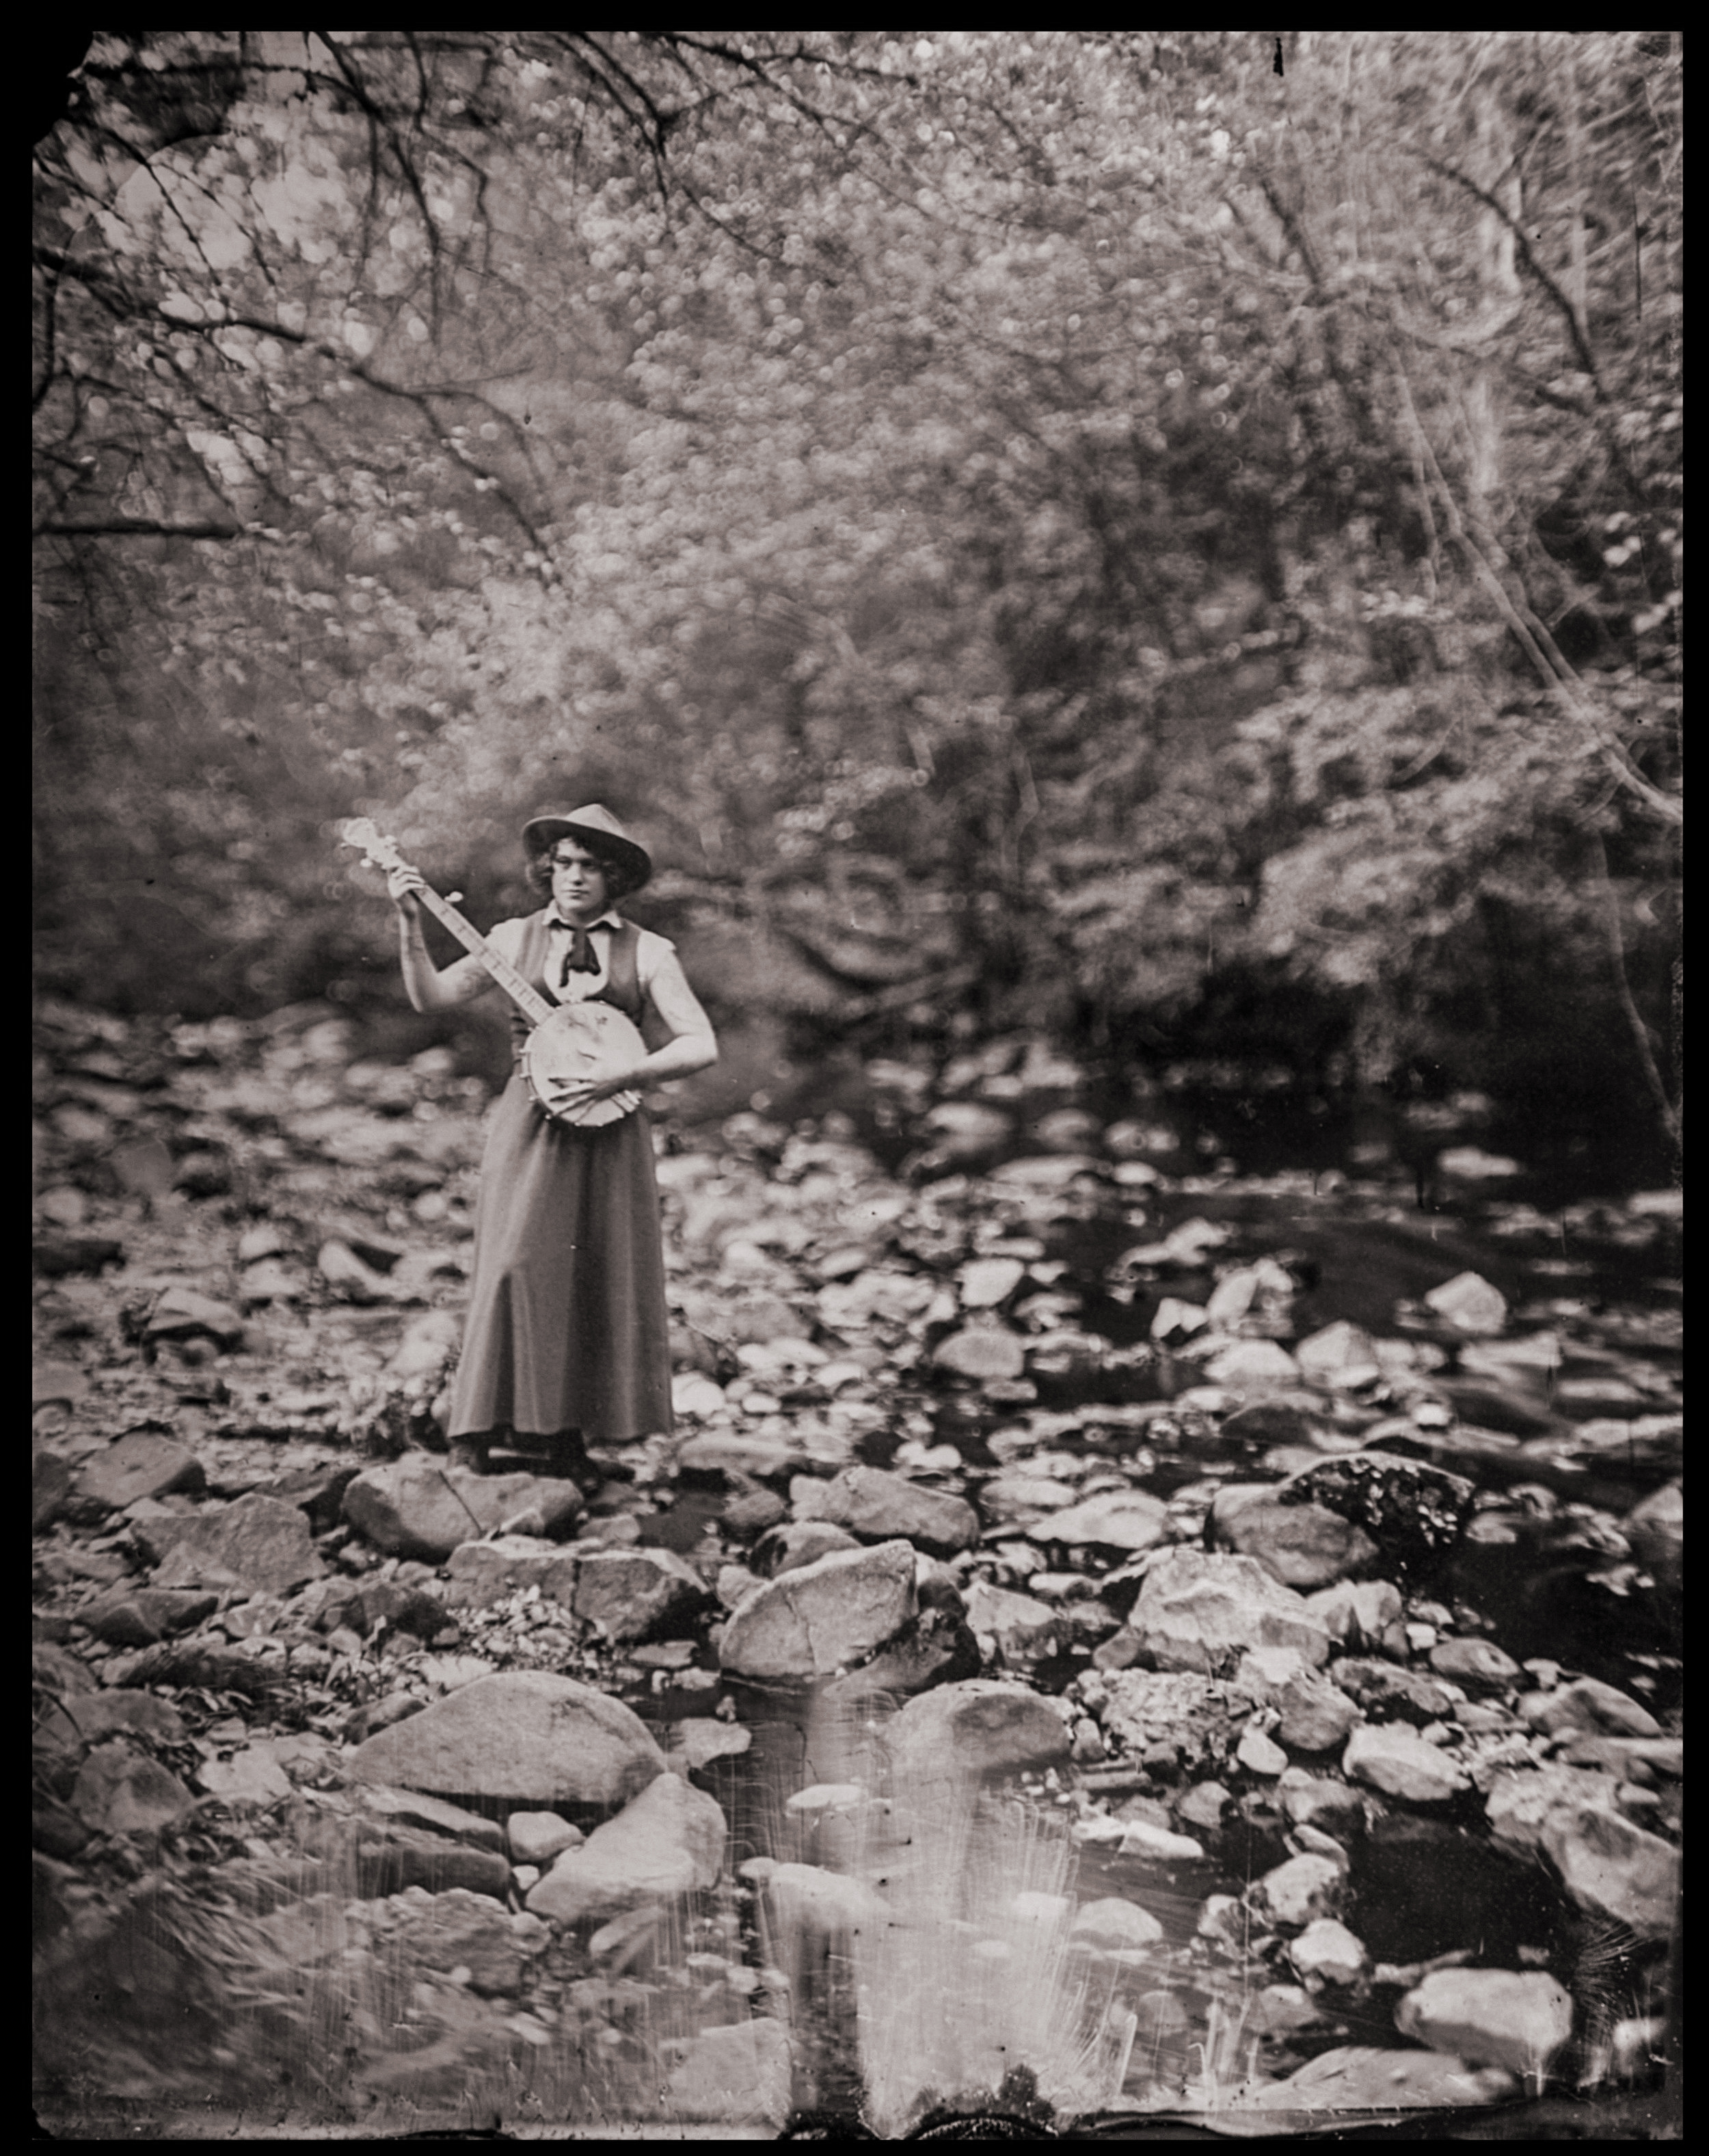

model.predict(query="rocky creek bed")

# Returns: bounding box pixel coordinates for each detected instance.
[32,1000,1682,2136]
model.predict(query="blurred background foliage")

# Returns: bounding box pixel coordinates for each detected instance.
[33,32,1680,1154]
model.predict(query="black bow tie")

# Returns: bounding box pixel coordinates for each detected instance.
[548,917,602,983]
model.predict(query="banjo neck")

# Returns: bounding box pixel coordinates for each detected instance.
[338,816,555,1028]
[411,881,556,1028]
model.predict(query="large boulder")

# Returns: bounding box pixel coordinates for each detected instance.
[797,1466,979,1556]
[885,1679,1071,1789]
[1538,1802,1680,1940]
[75,1586,219,1647]
[352,1828,512,1900]
[72,1433,205,1513]
[1395,1968,1574,2079]
[72,1742,196,1837]
[1343,1723,1471,1802]
[1484,1764,1625,1856]
[1289,1919,1369,1986]
[1126,1548,1332,1674]
[979,1472,1079,1522]
[194,1745,296,1807]
[757,1860,883,1953]
[1302,1580,1403,1649]
[358,1784,507,1852]
[1253,2045,1516,2114]
[1255,1852,1347,1928]
[1269,1452,1476,1566]
[1209,1485,1380,1587]
[1201,1340,1302,1389]
[961,1581,1062,1664]
[1329,1658,1462,1725]
[573,1548,710,1642]
[507,1811,584,1867]
[33,1446,72,1533]
[444,1536,582,1610]
[528,1771,726,1924]
[1295,1321,1383,1389]
[1069,1897,1166,1950]
[718,1539,917,1679]
[1423,1272,1508,1335]
[1427,1638,1521,1690]
[55,1692,187,1746]
[1274,1671,1364,1753]
[1522,1675,1663,1741]
[142,1493,324,1597]
[144,1286,246,1349]
[348,1671,666,1807]
[342,1456,582,1560]
[826,1603,981,1701]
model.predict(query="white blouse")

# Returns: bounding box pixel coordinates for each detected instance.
[481,909,714,1043]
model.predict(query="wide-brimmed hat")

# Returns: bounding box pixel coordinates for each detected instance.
[521,803,652,890]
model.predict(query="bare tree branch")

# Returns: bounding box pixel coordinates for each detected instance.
[38,517,245,538]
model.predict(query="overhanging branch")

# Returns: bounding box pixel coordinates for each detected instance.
[36,516,245,538]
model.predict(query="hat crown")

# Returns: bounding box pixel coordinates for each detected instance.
[522,803,651,885]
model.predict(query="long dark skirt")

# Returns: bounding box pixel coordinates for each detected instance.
[446,1076,674,1443]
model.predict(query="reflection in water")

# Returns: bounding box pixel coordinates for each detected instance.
[36,1666,1679,2135]
[749,1688,1136,2135]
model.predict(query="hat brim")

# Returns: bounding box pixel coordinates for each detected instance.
[522,815,651,889]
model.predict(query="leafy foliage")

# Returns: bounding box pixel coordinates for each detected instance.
[33,33,1680,1141]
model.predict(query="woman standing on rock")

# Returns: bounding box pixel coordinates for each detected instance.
[388,806,717,1485]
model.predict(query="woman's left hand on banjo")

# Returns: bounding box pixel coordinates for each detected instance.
[543,1070,637,1117]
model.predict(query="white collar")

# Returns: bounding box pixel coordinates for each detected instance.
[547,906,623,931]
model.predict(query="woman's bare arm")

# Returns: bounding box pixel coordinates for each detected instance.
[388,866,494,1012]
[632,945,718,1082]
[543,942,717,1118]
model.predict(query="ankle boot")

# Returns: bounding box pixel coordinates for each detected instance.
[546,1430,602,1499]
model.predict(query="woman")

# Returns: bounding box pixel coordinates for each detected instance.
[388,803,717,1482]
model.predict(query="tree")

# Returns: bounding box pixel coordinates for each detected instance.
[34,34,1680,1159]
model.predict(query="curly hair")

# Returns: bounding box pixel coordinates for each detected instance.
[524,834,646,904]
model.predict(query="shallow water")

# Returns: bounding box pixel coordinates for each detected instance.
[628,1173,1681,2133]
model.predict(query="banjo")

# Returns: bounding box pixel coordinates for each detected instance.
[340,819,645,1128]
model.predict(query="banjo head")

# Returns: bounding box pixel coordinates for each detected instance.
[519,1001,646,1126]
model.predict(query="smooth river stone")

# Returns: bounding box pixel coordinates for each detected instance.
[349,1671,666,1807]
[718,1539,917,1679]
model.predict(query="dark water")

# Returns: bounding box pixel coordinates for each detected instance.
[623,1141,1680,2133]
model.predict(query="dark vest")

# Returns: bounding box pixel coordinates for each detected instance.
[507,913,645,1065]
